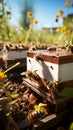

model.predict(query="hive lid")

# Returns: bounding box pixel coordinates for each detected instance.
[27,48,73,64]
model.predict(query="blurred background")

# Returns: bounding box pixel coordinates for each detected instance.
[0,0,73,45]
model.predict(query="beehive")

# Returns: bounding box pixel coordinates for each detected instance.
[2,44,29,69]
[27,47,73,87]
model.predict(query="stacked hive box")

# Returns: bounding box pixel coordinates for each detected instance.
[0,44,29,69]
[27,47,73,88]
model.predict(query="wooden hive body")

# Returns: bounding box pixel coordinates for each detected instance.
[27,49,73,87]
[2,44,29,68]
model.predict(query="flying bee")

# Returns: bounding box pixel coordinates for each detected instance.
[55,14,59,22]
[34,53,43,62]
[26,110,45,123]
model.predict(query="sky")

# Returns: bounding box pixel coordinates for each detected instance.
[4,0,73,30]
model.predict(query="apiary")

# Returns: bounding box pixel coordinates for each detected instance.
[0,44,73,130]
[27,46,73,88]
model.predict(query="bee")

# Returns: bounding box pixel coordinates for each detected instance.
[6,45,10,51]
[25,70,49,89]
[34,53,43,62]
[67,44,73,53]
[47,46,56,51]
[29,45,36,51]
[55,14,59,22]
[47,80,60,100]
[27,110,44,123]
[19,109,45,129]
[25,70,40,81]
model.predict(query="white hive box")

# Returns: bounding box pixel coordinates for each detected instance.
[2,44,29,69]
[27,48,73,87]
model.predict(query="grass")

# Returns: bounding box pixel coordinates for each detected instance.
[0,28,73,46]
[18,29,73,45]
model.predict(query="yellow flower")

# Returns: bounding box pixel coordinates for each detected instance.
[63,31,67,35]
[60,27,64,33]
[34,103,48,115]
[27,11,33,16]
[18,37,23,43]
[67,29,71,34]
[62,26,67,32]
[58,9,63,16]
[0,72,7,80]
[56,28,61,33]
[69,122,73,130]
[33,19,38,24]
[61,27,65,33]
[65,0,70,7]
[27,11,33,19]
[53,37,57,43]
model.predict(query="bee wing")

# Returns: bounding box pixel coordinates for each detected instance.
[38,103,47,107]
[20,72,26,76]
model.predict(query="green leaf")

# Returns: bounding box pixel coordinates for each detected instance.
[69,122,73,130]
[60,88,73,98]
[10,93,19,99]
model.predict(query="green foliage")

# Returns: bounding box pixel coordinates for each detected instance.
[28,30,38,42]
[63,15,73,30]
[0,15,19,42]
[37,30,54,44]
[0,0,73,45]
[60,88,73,98]
[69,122,73,130]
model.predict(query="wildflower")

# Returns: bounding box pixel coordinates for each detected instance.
[64,31,67,35]
[53,37,57,43]
[27,11,33,19]
[27,11,33,16]
[62,26,67,32]
[33,19,38,24]
[58,9,64,16]
[18,37,23,43]
[67,29,71,34]
[65,0,70,7]
[65,2,70,7]
[69,122,73,130]
[25,12,38,43]
[34,103,48,115]
[56,28,61,33]
[0,72,7,80]
[61,27,67,33]
[60,27,64,33]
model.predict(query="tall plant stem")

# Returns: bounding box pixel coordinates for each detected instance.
[25,24,32,44]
